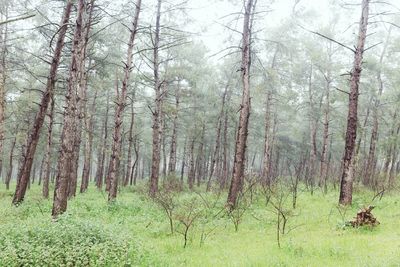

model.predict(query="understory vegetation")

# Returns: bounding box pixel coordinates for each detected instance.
[1,182,399,267]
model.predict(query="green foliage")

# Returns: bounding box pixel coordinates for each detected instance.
[1,184,400,266]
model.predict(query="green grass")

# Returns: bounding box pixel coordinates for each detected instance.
[0,182,400,266]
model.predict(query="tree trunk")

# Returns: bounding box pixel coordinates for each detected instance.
[107,0,141,201]
[13,1,73,205]
[52,0,85,217]
[363,27,391,186]
[227,0,254,208]
[95,91,110,189]
[0,7,9,181]
[80,89,97,192]
[149,0,163,197]
[42,96,55,198]
[124,92,135,186]
[168,81,180,176]
[5,131,16,190]
[207,85,228,191]
[319,47,332,188]
[339,0,370,205]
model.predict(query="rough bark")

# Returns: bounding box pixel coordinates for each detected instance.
[124,92,135,186]
[42,96,55,198]
[149,0,163,197]
[227,0,254,208]
[0,8,8,180]
[12,1,72,205]
[107,0,141,201]
[339,0,369,205]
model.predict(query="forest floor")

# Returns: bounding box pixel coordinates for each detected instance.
[0,183,400,266]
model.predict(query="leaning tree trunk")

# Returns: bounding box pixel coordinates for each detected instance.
[227,0,254,208]
[107,0,141,201]
[339,0,370,205]
[13,1,73,205]
[52,0,85,217]
[149,0,163,197]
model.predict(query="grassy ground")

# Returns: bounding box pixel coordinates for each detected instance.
[0,182,399,266]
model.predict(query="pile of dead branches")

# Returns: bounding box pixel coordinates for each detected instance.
[350,206,380,227]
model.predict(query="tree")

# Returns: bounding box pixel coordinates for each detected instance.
[227,0,255,209]
[107,0,142,201]
[12,0,73,205]
[339,0,370,205]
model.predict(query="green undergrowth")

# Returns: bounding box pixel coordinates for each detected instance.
[0,182,399,266]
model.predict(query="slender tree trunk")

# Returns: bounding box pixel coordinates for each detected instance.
[220,111,229,190]
[80,90,97,192]
[107,0,141,201]
[339,0,369,205]
[5,131,16,190]
[207,85,227,191]
[42,96,55,198]
[149,0,163,197]
[95,91,110,189]
[52,0,85,217]
[13,1,73,205]
[188,137,195,190]
[168,81,180,176]
[364,27,391,186]
[180,137,187,183]
[124,93,135,186]
[0,7,8,180]
[227,0,254,208]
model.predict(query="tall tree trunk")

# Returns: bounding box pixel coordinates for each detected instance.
[0,7,8,180]
[227,0,254,208]
[52,0,85,217]
[207,85,227,191]
[95,91,110,189]
[124,92,135,186]
[42,96,55,198]
[13,1,73,205]
[220,111,229,189]
[319,47,332,188]
[107,0,141,201]
[149,0,163,197]
[363,27,391,186]
[307,64,317,193]
[339,0,370,205]
[80,90,97,192]
[168,81,180,176]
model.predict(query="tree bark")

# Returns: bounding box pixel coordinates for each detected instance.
[107,0,141,201]
[168,81,180,176]
[95,91,110,189]
[13,1,73,205]
[227,0,255,208]
[52,0,85,217]
[339,0,370,205]
[80,89,97,192]
[149,0,163,197]
[42,96,55,198]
